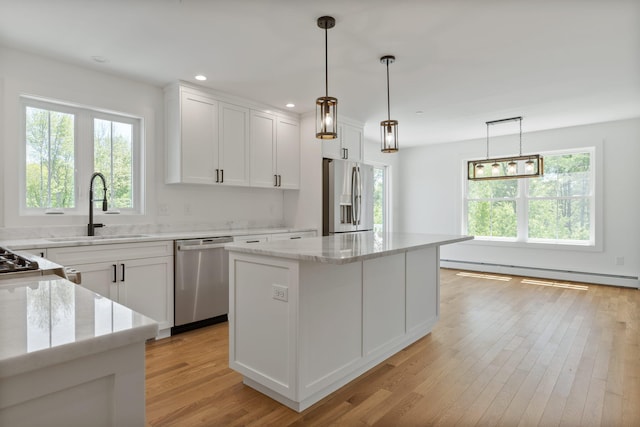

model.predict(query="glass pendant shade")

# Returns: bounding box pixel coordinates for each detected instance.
[491,162,500,176]
[316,96,338,139]
[380,119,399,152]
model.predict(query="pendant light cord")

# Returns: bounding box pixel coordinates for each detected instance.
[387,63,391,120]
[325,26,328,98]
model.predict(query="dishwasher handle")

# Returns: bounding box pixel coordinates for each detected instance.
[176,241,232,251]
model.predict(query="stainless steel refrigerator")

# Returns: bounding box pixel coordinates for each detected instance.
[323,158,374,235]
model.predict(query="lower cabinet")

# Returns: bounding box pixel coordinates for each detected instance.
[47,241,174,334]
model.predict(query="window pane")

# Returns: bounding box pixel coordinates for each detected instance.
[528,198,590,241]
[373,167,384,233]
[25,107,75,208]
[94,118,133,209]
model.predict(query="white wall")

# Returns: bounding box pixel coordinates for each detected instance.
[397,118,640,286]
[0,46,285,234]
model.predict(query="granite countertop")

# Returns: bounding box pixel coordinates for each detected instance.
[0,227,317,250]
[0,275,158,378]
[225,231,474,264]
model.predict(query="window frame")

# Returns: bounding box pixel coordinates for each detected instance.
[462,147,599,250]
[20,96,143,216]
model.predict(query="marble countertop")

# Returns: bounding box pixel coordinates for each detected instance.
[0,275,158,378]
[225,232,473,264]
[0,227,317,250]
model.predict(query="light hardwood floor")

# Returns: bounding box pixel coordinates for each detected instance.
[145,269,640,426]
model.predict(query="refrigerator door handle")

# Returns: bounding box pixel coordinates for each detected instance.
[351,166,357,225]
[356,167,362,225]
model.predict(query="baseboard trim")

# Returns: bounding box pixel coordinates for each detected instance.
[441,259,639,289]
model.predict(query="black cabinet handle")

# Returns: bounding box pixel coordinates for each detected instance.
[290,236,302,239]
[112,264,117,283]
[274,174,278,187]
[246,240,260,243]
[221,169,224,183]
[215,169,220,183]
[121,264,125,282]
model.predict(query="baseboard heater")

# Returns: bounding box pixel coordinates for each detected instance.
[441,259,639,289]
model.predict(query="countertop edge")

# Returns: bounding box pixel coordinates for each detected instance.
[226,234,474,264]
[0,227,318,250]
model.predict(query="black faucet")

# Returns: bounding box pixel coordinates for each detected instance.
[88,172,108,236]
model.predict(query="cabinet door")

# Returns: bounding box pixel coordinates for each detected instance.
[321,138,342,160]
[340,124,363,162]
[250,111,277,188]
[219,102,250,186]
[67,261,119,301]
[180,91,219,184]
[276,117,300,189]
[118,256,174,331]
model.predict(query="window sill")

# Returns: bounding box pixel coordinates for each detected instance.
[461,237,601,253]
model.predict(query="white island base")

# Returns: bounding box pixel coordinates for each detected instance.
[227,232,471,412]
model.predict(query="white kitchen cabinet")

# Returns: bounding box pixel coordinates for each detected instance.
[165,85,249,186]
[322,120,363,162]
[250,110,300,189]
[47,241,174,334]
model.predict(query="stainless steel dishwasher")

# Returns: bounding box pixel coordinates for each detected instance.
[172,236,233,334]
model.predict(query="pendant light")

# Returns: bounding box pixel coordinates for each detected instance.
[468,116,543,180]
[380,55,399,153]
[316,16,338,139]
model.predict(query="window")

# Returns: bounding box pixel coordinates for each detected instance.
[465,149,594,245]
[22,97,141,214]
[373,166,386,232]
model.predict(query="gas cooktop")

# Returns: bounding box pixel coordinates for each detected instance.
[0,247,40,274]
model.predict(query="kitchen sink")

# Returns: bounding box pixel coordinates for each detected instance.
[47,234,150,242]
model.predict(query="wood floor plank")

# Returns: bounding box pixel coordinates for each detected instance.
[145,269,640,426]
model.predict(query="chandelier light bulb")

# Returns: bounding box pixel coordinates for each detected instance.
[525,159,535,173]
[507,161,517,175]
[476,164,485,176]
[492,162,500,176]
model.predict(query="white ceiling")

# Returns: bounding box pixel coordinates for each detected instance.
[1,0,639,147]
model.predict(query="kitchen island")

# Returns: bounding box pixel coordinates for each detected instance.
[225,231,472,412]
[0,275,158,427]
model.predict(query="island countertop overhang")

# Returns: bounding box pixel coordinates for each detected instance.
[225,232,473,265]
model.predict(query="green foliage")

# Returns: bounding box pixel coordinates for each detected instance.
[373,167,384,231]
[94,119,133,208]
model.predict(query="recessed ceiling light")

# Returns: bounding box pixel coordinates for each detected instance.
[415,111,424,116]
[195,75,207,81]
[91,56,108,63]
[286,103,295,108]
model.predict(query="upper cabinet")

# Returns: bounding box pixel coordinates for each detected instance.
[165,83,298,189]
[321,120,363,162]
[218,102,250,186]
[250,111,300,189]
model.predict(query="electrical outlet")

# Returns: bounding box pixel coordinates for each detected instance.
[272,284,288,302]
[615,256,624,266]
[158,203,169,216]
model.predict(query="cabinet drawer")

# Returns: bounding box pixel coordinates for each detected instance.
[48,241,174,265]
[233,234,270,244]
